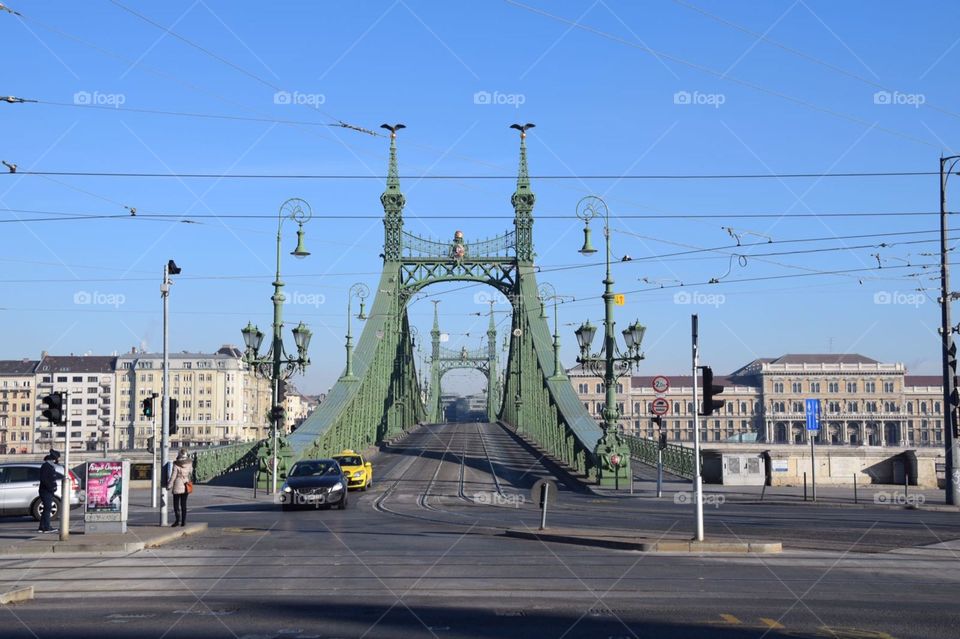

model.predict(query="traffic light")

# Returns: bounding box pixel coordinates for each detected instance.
[141,396,153,418]
[699,365,724,416]
[659,432,668,450]
[949,339,959,409]
[169,398,179,435]
[271,405,285,424]
[41,392,65,426]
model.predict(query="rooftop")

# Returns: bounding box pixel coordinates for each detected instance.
[0,359,39,376]
[36,355,117,374]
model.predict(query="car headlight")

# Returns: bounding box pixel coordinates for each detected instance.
[282,485,292,493]
[331,482,344,491]
[353,471,363,478]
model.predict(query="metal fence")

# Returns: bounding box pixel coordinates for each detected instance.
[623,434,695,479]
[192,440,263,483]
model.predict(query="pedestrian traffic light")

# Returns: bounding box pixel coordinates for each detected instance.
[699,365,724,416]
[658,431,668,450]
[41,392,64,425]
[169,398,179,435]
[142,397,153,418]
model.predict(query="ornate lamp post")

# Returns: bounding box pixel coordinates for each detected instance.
[241,198,313,495]
[538,282,573,380]
[574,195,647,488]
[342,283,370,380]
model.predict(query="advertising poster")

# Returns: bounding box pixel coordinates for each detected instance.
[85,460,129,528]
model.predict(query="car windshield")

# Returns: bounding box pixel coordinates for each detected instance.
[335,456,362,466]
[289,462,339,477]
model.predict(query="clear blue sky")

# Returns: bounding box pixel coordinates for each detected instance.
[2,1,959,395]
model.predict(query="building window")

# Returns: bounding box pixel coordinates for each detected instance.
[773,382,784,393]
[791,382,802,393]
[828,382,839,393]
[846,382,857,393]
[883,381,895,393]
[865,381,876,393]
[810,382,821,393]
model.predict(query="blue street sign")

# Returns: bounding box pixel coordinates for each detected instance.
[805,398,821,431]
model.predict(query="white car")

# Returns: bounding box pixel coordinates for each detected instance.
[0,462,83,521]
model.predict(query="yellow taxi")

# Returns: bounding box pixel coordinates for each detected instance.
[333,450,373,491]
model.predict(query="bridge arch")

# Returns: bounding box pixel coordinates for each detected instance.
[275,126,606,486]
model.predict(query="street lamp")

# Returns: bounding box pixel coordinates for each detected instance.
[574,195,646,488]
[342,283,370,380]
[538,282,573,380]
[241,198,313,495]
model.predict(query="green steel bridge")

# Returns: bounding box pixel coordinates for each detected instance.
[198,127,696,488]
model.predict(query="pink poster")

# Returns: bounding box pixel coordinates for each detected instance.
[86,461,123,513]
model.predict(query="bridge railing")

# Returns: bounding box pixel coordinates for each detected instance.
[500,267,604,477]
[282,268,425,474]
[192,439,264,483]
[623,434,695,479]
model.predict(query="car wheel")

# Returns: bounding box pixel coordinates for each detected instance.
[31,497,60,522]
[338,495,348,510]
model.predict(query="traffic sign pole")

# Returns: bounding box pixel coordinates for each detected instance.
[805,398,821,503]
[691,315,704,542]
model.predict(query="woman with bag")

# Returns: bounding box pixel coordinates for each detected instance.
[168,449,193,527]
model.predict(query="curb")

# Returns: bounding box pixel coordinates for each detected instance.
[0,586,34,605]
[0,522,208,556]
[503,528,782,554]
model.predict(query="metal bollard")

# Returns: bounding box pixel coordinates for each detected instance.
[853,474,858,505]
[803,472,808,502]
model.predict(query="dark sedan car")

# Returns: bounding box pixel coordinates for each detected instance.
[280,459,349,510]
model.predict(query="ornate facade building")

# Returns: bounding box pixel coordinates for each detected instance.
[570,354,944,447]
[114,346,272,450]
[0,360,39,454]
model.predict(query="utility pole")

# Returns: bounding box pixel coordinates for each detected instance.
[940,155,960,506]
[691,314,703,542]
[59,390,70,541]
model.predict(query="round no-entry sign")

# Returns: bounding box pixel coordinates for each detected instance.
[651,397,670,416]
[652,375,670,393]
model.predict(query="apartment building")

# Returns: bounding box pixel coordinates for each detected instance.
[114,346,272,450]
[571,354,944,447]
[34,355,117,452]
[0,360,39,454]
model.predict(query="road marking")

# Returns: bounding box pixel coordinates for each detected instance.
[760,618,785,630]
[719,614,742,625]
[817,628,896,639]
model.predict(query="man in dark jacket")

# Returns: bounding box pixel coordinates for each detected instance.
[38,449,63,533]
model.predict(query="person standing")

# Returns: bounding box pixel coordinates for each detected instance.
[168,449,193,527]
[38,449,63,534]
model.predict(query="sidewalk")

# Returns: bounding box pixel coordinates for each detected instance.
[0,522,207,556]
[597,461,958,510]
[504,526,782,553]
